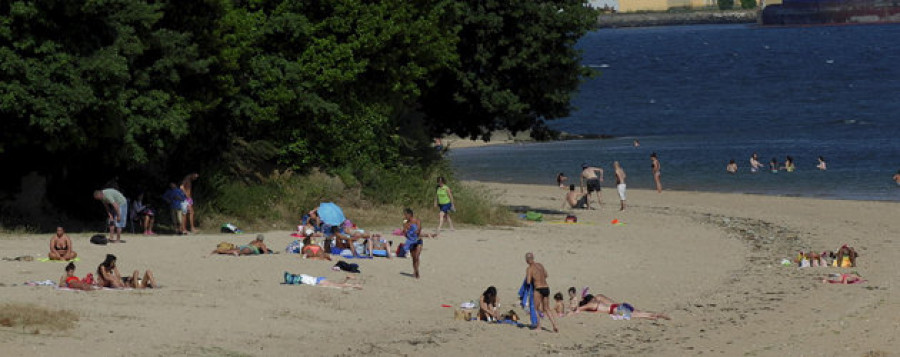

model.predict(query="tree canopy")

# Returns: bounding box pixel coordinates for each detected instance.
[0,0,597,220]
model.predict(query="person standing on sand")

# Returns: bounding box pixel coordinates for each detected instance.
[181,173,199,233]
[94,188,128,243]
[162,183,188,235]
[403,208,424,279]
[580,163,603,209]
[650,153,662,193]
[434,176,455,232]
[613,161,627,211]
[525,252,558,333]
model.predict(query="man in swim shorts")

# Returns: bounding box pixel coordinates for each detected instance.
[525,252,558,333]
[580,163,604,209]
[613,161,627,211]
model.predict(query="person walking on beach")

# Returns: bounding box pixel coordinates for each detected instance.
[525,252,558,333]
[94,188,128,243]
[613,161,627,211]
[650,153,662,193]
[726,159,738,174]
[403,208,423,279]
[181,173,199,233]
[580,163,603,209]
[434,176,455,232]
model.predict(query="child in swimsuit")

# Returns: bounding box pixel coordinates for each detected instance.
[59,262,94,291]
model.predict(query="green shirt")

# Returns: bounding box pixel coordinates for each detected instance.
[102,189,127,206]
[436,185,451,205]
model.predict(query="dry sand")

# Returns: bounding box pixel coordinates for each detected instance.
[1,182,898,356]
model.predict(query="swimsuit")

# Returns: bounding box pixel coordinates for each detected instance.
[239,245,261,255]
[65,276,80,287]
[536,287,550,298]
[405,223,422,251]
[586,178,602,193]
[616,184,626,201]
[298,274,325,286]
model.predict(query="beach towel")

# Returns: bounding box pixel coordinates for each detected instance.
[518,279,539,327]
[37,257,80,262]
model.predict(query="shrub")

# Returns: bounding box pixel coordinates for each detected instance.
[740,0,757,9]
[717,0,734,10]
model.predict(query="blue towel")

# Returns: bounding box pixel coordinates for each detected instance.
[518,278,538,327]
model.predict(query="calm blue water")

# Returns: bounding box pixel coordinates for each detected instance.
[450,24,900,201]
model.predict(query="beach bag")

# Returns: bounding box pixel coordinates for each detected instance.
[525,211,543,222]
[395,243,407,258]
[216,242,236,253]
[333,260,360,273]
[220,223,242,234]
[90,234,108,245]
[285,240,303,254]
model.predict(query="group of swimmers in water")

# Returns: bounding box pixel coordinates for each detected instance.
[730,153,826,174]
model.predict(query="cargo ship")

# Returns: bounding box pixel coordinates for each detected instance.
[761,0,900,25]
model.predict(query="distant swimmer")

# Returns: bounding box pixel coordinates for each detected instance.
[817,156,827,171]
[726,159,738,174]
[556,172,568,188]
[782,156,795,172]
[893,170,900,186]
[580,163,604,209]
[633,139,640,147]
[613,161,627,211]
[769,158,779,173]
[749,153,763,173]
[650,153,662,193]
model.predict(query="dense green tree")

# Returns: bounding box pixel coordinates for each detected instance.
[420,0,598,141]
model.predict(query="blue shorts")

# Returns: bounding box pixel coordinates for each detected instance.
[115,204,128,228]
[439,203,453,213]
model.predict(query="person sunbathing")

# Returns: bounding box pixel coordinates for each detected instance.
[96,254,157,289]
[283,272,362,289]
[48,226,77,261]
[212,235,270,256]
[569,292,670,320]
[300,237,331,261]
[823,273,866,284]
[58,262,94,291]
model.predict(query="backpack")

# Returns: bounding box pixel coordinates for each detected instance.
[216,242,236,253]
[90,234,108,245]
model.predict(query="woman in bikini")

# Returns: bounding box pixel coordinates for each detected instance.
[403,208,423,279]
[96,254,157,289]
[58,262,94,291]
[48,226,77,261]
[478,286,500,321]
[569,292,670,320]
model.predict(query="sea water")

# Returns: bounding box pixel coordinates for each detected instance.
[450,24,900,201]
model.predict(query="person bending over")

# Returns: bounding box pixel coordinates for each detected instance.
[478,286,500,321]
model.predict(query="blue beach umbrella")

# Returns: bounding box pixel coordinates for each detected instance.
[317,202,346,226]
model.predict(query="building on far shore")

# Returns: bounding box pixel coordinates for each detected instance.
[589,0,781,12]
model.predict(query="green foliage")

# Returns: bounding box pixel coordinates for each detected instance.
[718,0,735,10]
[0,0,597,227]
[740,0,757,9]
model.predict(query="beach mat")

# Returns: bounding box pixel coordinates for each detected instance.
[37,257,80,263]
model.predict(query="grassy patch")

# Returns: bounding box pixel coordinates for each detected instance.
[0,303,78,334]
[202,166,516,232]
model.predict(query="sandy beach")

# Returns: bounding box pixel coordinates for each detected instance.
[1,182,898,356]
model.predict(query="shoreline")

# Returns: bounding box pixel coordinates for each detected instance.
[596,10,758,28]
[1,183,898,355]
